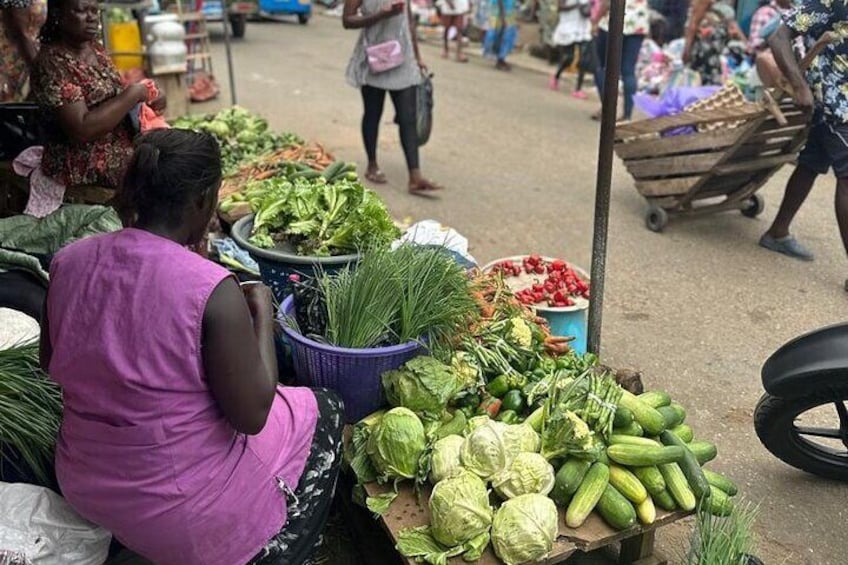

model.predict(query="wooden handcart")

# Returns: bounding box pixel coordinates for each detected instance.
[614,34,834,233]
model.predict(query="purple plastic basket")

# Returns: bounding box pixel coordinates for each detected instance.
[281,295,422,422]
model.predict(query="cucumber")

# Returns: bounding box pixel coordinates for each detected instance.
[619,391,667,436]
[565,463,609,528]
[638,391,672,408]
[551,459,593,506]
[596,484,637,530]
[322,161,346,181]
[613,406,635,428]
[609,465,648,504]
[607,444,685,467]
[703,469,738,496]
[652,489,677,511]
[660,431,710,501]
[636,496,656,525]
[632,466,666,497]
[657,406,685,429]
[707,485,734,516]
[670,424,694,443]
[669,403,687,423]
[688,441,718,465]
[613,421,645,437]
[608,435,662,448]
[659,463,696,511]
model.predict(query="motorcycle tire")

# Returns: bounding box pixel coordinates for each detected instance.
[755,391,848,481]
[0,270,46,321]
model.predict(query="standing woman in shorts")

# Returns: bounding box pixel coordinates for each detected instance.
[437,0,470,61]
[344,0,442,195]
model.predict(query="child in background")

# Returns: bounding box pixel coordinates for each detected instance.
[549,0,593,98]
[437,0,471,61]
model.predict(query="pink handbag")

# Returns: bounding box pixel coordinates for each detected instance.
[365,39,404,73]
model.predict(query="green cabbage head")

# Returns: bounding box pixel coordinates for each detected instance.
[491,494,559,565]
[503,423,541,454]
[429,471,493,548]
[429,434,465,484]
[382,356,462,419]
[492,452,556,500]
[367,407,426,481]
[460,419,515,481]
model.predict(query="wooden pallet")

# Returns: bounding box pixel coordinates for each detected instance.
[361,481,690,565]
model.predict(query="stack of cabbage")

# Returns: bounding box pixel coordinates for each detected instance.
[347,355,738,565]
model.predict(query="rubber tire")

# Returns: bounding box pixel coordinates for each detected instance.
[0,270,46,321]
[741,194,765,218]
[298,13,310,24]
[229,14,247,38]
[645,206,668,233]
[754,391,848,481]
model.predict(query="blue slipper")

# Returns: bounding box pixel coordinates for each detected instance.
[759,234,815,261]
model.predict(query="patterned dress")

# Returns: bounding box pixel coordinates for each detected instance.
[0,0,42,102]
[31,43,135,188]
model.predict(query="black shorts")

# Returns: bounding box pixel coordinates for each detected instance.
[798,120,848,178]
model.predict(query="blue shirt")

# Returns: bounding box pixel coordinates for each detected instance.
[783,0,848,124]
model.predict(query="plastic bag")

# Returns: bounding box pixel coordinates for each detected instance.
[634,86,721,119]
[416,74,434,147]
[0,482,111,565]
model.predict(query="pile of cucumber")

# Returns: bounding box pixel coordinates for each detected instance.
[551,390,738,531]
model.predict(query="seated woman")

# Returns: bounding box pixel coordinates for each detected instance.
[39,129,344,565]
[30,0,162,190]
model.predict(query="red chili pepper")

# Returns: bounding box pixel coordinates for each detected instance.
[551,259,567,271]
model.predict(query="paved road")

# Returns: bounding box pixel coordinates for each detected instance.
[199,16,845,563]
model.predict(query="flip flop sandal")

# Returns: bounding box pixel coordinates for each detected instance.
[456,55,469,63]
[409,182,443,197]
[365,170,387,184]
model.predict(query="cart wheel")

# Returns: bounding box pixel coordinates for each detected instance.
[645,206,668,233]
[741,194,765,218]
[298,13,310,24]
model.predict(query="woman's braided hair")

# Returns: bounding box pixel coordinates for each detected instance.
[39,0,64,45]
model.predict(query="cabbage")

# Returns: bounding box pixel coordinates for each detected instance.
[491,494,559,565]
[429,435,465,484]
[503,423,541,454]
[464,415,492,435]
[382,356,463,419]
[492,452,556,500]
[460,419,515,481]
[367,407,427,481]
[429,471,493,548]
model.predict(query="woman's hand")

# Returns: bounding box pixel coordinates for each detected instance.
[381,0,405,18]
[127,83,149,104]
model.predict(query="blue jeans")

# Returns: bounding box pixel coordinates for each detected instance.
[594,30,645,120]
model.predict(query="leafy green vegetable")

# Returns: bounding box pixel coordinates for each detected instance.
[540,373,603,461]
[367,407,427,482]
[173,106,302,175]
[382,356,463,420]
[686,499,760,565]
[429,471,493,548]
[502,423,541,454]
[460,419,517,481]
[344,409,385,484]
[0,341,62,486]
[247,176,399,257]
[491,494,558,565]
[429,435,465,484]
[492,452,555,500]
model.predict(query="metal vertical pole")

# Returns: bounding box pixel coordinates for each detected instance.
[587,0,626,355]
[222,20,238,105]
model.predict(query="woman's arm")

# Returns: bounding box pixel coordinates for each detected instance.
[683,0,711,62]
[202,279,278,435]
[343,0,403,30]
[591,0,609,31]
[56,83,148,144]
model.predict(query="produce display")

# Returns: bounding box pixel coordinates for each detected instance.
[173,106,302,175]
[341,272,740,565]
[489,255,590,308]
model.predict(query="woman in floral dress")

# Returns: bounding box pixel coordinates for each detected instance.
[30,0,164,189]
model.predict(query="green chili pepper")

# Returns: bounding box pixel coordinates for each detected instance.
[486,375,510,399]
[501,390,525,414]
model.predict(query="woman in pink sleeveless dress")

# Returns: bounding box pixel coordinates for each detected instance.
[39,129,344,565]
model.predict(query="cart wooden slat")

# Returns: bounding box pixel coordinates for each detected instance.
[362,481,690,565]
